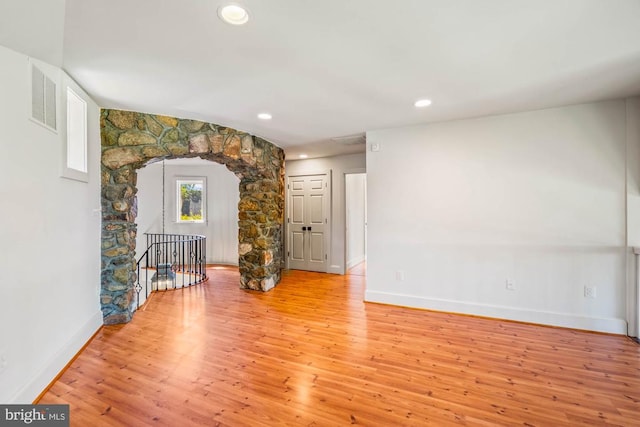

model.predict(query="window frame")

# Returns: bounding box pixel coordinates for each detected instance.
[61,76,89,183]
[176,177,207,224]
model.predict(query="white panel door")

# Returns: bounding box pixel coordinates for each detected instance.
[288,174,327,272]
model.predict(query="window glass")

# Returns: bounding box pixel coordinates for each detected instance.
[177,179,206,223]
[66,87,87,173]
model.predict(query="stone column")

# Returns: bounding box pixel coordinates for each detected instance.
[238,177,284,291]
[101,165,139,324]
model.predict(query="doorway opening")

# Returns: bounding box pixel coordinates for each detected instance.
[345,173,367,276]
[134,158,240,306]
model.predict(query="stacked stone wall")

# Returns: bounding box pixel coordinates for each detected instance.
[100,109,285,324]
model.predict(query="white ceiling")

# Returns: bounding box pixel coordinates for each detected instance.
[0,0,66,67]
[61,0,640,159]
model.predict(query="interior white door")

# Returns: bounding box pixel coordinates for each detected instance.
[288,174,328,272]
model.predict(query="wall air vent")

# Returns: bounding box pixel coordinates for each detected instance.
[30,62,57,132]
[331,133,366,145]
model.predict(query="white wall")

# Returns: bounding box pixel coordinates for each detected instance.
[286,153,366,274]
[346,173,366,269]
[366,100,636,334]
[0,44,102,402]
[136,159,240,265]
[626,97,640,337]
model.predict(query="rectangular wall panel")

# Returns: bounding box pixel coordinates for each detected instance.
[291,195,305,224]
[309,232,324,262]
[309,194,323,224]
[291,232,305,260]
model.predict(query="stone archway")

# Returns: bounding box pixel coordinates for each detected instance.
[100,109,285,324]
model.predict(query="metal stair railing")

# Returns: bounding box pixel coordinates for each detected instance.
[134,233,207,309]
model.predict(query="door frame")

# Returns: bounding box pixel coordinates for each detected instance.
[285,170,332,272]
[631,248,640,338]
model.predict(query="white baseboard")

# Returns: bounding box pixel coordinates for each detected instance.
[12,310,103,403]
[365,290,627,335]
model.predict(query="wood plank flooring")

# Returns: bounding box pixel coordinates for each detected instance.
[40,266,640,426]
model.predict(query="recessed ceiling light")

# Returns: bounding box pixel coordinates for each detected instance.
[218,3,249,25]
[257,113,272,120]
[414,99,432,108]
[299,154,308,159]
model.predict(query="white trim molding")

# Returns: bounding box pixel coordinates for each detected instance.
[365,290,628,335]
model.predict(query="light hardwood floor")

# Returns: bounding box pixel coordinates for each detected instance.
[40,266,640,426]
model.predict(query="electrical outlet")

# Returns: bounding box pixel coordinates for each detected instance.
[396,270,405,281]
[506,280,515,291]
[584,286,596,298]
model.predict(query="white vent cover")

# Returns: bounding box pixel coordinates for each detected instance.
[331,133,366,145]
[30,63,57,131]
